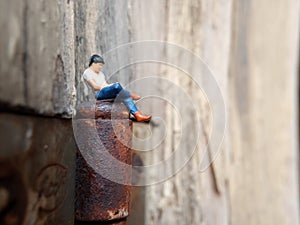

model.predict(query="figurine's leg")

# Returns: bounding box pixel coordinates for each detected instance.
[97,83,151,121]
[121,97,151,122]
[96,82,127,100]
[122,97,138,114]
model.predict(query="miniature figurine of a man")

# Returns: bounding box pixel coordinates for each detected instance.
[82,54,152,122]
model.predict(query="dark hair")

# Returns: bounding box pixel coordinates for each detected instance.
[89,54,105,66]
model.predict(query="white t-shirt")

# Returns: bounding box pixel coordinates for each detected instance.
[82,68,107,94]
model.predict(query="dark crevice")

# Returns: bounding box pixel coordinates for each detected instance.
[52,54,67,112]
[164,0,170,42]
[22,0,29,105]
[0,102,71,120]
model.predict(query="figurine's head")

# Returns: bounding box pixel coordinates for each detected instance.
[89,54,105,73]
[89,54,105,66]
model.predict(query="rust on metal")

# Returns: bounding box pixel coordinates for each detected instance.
[75,100,129,120]
[75,101,132,222]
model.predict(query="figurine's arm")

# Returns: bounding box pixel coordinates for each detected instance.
[86,79,103,91]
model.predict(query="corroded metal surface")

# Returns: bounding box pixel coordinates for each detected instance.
[75,218,128,225]
[75,102,132,222]
[0,113,75,225]
[75,101,129,120]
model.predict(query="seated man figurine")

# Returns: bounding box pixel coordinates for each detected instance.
[82,54,152,122]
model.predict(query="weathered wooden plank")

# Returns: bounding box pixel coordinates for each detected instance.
[0,0,75,117]
[228,0,300,224]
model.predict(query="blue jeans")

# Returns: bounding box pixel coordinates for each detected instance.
[96,83,138,114]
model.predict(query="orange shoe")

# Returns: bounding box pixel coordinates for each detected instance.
[130,93,141,100]
[133,111,152,122]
